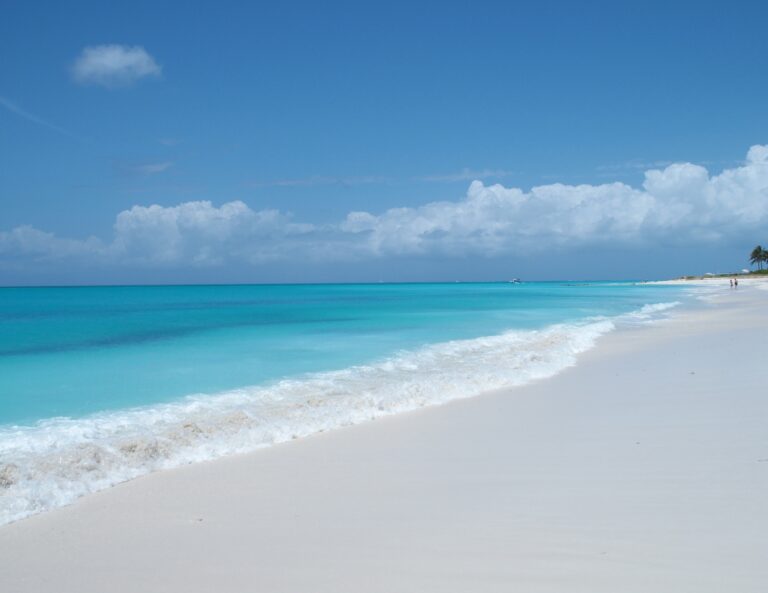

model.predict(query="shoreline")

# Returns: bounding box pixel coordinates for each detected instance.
[0,283,686,527]
[648,275,768,286]
[1,285,766,591]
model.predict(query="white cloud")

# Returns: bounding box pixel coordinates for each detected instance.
[3,145,768,268]
[596,159,675,172]
[132,162,173,175]
[345,145,768,256]
[251,175,390,188]
[72,45,162,88]
[0,226,104,259]
[109,201,317,265]
[419,168,515,182]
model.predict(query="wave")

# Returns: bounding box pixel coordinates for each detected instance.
[0,301,680,526]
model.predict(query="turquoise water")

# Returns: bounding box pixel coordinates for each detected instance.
[0,281,688,525]
[0,282,683,426]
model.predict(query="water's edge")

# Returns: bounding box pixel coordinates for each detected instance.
[0,300,682,526]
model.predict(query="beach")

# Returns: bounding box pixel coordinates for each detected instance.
[1,280,766,592]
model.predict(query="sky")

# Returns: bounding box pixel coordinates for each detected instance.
[1,0,768,285]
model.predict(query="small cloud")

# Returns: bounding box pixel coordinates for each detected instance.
[420,168,515,183]
[131,161,173,175]
[596,159,675,173]
[251,175,390,188]
[72,45,162,88]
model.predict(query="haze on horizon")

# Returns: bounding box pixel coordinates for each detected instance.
[2,1,767,285]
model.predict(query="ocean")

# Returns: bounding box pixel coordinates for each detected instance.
[0,281,689,524]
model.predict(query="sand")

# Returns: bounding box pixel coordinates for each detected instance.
[1,283,766,592]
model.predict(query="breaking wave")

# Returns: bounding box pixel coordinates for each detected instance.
[0,301,679,525]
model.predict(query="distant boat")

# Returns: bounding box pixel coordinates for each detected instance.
[509,278,522,284]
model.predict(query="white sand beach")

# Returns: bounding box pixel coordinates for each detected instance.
[1,282,766,592]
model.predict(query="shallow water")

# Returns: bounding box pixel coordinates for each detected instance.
[0,282,687,524]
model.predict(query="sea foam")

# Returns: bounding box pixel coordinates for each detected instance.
[0,301,679,525]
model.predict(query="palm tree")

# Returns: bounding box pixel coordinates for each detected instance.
[750,245,766,270]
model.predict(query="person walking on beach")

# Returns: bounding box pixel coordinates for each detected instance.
[730,278,734,288]
[734,277,739,287]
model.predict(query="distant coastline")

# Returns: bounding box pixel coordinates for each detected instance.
[674,271,768,281]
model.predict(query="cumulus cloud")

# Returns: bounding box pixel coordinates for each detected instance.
[0,201,347,268]
[345,145,768,256]
[72,45,162,88]
[0,226,104,259]
[2,145,768,269]
[110,201,317,265]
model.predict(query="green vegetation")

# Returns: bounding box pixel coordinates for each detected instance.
[750,245,767,270]
[676,244,768,279]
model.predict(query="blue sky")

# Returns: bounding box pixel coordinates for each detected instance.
[2,0,768,284]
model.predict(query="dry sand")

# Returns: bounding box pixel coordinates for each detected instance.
[1,283,766,592]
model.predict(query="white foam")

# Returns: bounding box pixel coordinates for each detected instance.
[623,301,681,318]
[0,301,681,526]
